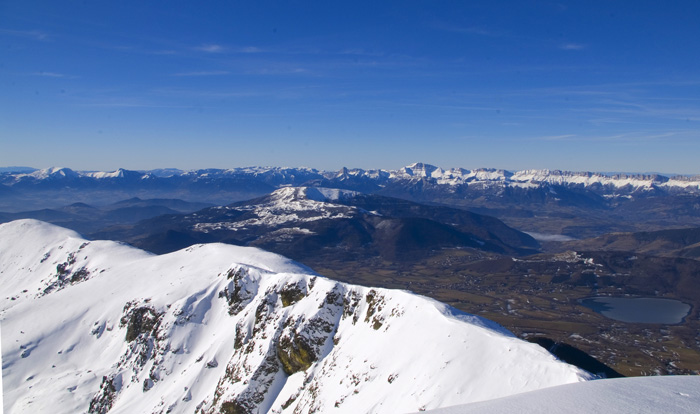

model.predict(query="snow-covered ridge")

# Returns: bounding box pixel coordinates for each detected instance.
[4,163,699,193]
[1,219,591,414]
[304,187,361,202]
[393,163,700,190]
[86,168,130,179]
[24,166,79,180]
[268,186,358,204]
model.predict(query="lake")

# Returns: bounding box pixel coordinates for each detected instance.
[579,297,692,324]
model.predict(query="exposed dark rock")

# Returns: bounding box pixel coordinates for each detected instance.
[122,306,161,343]
[277,335,316,375]
[280,283,306,307]
[88,375,120,414]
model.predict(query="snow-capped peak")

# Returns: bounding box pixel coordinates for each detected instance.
[399,162,443,178]
[267,186,359,204]
[268,186,312,202]
[26,166,79,179]
[0,219,592,414]
[194,187,359,234]
[88,168,129,179]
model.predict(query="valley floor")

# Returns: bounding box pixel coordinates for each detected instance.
[309,249,700,377]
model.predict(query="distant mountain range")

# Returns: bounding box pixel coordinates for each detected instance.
[3,164,699,198]
[3,163,700,238]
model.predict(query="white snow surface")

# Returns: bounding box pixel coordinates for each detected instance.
[1,219,592,414]
[86,169,128,179]
[0,320,3,414]
[21,167,78,180]
[420,375,700,414]
[303,187,360,202]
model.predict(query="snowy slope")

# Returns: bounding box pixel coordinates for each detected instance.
[0,320,3,413]
[1,220,591,414]
[421,375,700,414]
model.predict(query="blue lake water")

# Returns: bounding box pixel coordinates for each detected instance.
[579,297,692,324]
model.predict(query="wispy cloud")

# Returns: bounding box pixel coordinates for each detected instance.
[152,88,278,100]
[28,71,79,79]
[534,130,694,144]
[32,71,68,78]
[0,28,50,41]
[152,49,177,55]
[582,97,700,122]
[193,44,264,54]
[398,102,500,112]
[490,81,700,124]
[560,43,586,50]
[246,67,308,75]
[151,85,324,101]
[339,49,386,57]
[538,134,577,141]
[171,70,230,77]
[237,46,262,54]
[432,22,503,37]
[77,97,196,109]
[195,44,226,53]
[585,131,691,143]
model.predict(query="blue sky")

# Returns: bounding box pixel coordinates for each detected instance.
[2,1,699,173]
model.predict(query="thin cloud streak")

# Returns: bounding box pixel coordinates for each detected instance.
[152,88,285,100]
[195,44,225,53]
[31,71,72,78]
[171,71,231,77]
[245,67,309,75]
[238,46,263,53]
[76,99,199,109]
[538,134,576,141]
[431,22,505,37]
[398,102,500,112]
[560,43,586,50]
[0,28,50,41]
[534,130,694,144]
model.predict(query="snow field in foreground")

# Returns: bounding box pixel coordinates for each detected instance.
[1,219,592,413]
